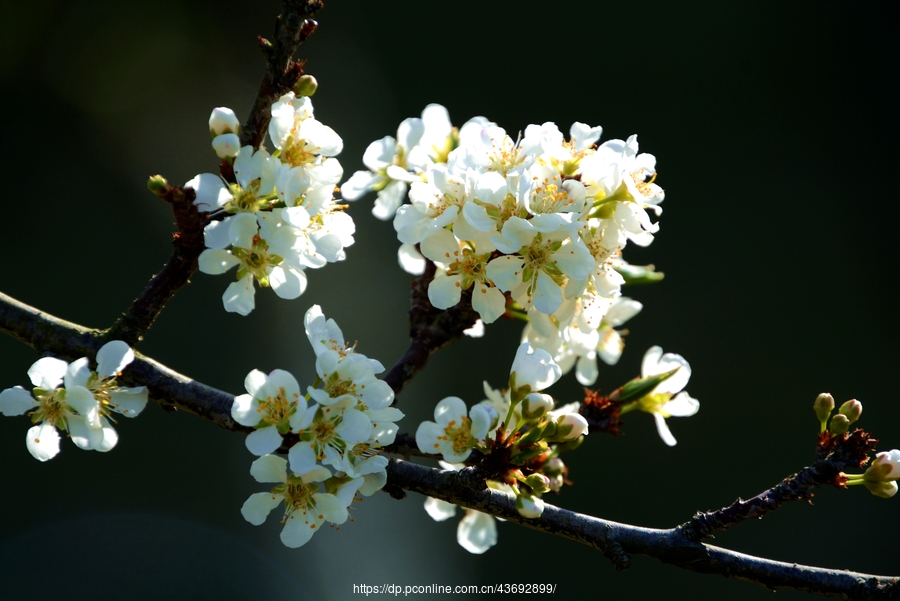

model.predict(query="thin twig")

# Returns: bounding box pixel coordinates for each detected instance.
[387,459,899,599]
[383,260,480,397]
[105,183,205,347]
[240,0,325,149]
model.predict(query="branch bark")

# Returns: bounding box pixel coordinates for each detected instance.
[1,289,896,598]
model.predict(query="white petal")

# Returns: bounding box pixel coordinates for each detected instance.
[288,443,318,475]
[222,275,256,316]
[280,512,318,548]
[0,387,37,416]
[457,510,497,554]
[575,355,599,386]
[25,422,60,461]
[68,413,104,450]
[95,419,118,452]
[245,425,284,456]
[186,173,231,213]
[471,283,506,324]
[198,249,239,275]
[427,273,463,310]
[250,454,288,483]
[663,392,700,417]
[109,389,148,417]
[314,492,349,524]
[28,357,67,390]
[424,497,457,522]
[653,412,677,446]
[228,213,260,249]
[96,341,134,378]
[415,421,445,455]
[270,266,307,300]
[241,492,281,526]
[64,357,92,389]
[397,243,426,275]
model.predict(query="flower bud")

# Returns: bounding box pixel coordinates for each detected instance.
[509,343,561,397]
[209,107,240,136]
[864,449,900,482]
[813,393,835,424]
[294,74,318,97]
[837,399,862,424]
[864,479,898,499]
[549,413,588,442]
[521,393,553,420]
[516,493,545,518]
[548,474,564,493]
[614,368,679,402]
[211,133,241,159]
[146,174,169,195]
[828,414,850,436]
[523,473,551,494]
[542,457,565,477]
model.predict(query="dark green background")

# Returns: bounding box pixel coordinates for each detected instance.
[0,1,897,599]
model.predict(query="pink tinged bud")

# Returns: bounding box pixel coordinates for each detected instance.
[837,399,862,424]
[543,457,565,476]
[828,414,850,436]
[813,393,835,423]
[212,134,241,159]
[516,494,545,519]
[865,450,900,482]
[555,413,588,441]
[523,473,551,494]
[209,107,240,136]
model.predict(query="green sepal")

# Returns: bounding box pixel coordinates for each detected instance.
[614,367,679,402]
[615,263,664,285]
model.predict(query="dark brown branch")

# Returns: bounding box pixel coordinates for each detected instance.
[105,183,205,347]
[2,289,898,598]
[1,289,248,432]
[384,260,480,397]
[678,430,877,541]
[240,0,324,149]
[387,459,899,600]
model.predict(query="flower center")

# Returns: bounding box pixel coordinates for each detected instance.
[232,236,283,287]
[440,417,474,455]
[258,386,299,424]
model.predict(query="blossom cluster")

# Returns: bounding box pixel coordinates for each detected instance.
[188,92,354,316]
[0,341,147,461]
[343,105,665,384]
[234,305,403,547]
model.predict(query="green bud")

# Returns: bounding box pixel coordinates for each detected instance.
[837,399,862,424]
[521,393,553,420]
[614,263,665,285]
[294,74,318,97]
[813,393,835,425]
[614,368,679,402]
[147,175,169,195]
[828,414,851,436]
[542,457,565,477]
[524,473,551,494]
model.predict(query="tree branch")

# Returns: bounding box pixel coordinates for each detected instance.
[1,289,896,598]
[240,0,325,149]
[386,459,899,600]
[105,183,205,347]
[384,260,480,397]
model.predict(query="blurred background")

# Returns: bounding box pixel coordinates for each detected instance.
[0,1,897,599]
